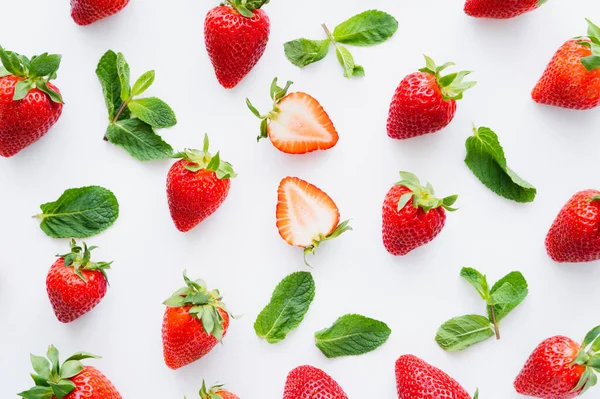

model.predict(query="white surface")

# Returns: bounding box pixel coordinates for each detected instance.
[1,1,600,398]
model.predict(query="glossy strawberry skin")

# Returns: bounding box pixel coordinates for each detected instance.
[545,189,600,263]
[382,185,447,256]
[162,305,230,370]
[64,366,122,399]
[167,160,231,232]
[514,336,585,399]
[283,365,348,399]
[464,0,540,19]
[0,76,63,157]
[205,6,270,89]
[70,0,129,26]
[387,72,456,140]
[532,40,600,110]
[395,355,472,399]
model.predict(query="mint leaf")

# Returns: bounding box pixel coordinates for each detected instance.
[460,267,490,301]
[36,186,119,238]
[284,38,330,68]
[96,50,129,121]
[465,126,536,203]
[487,271,528,322]
[106,118,174,161]
[116,52,131,102]
[29,53,61,79]
[333,10,398,46]
[435,315,495,351]
[254,272,315,343]
[335,45,363,78]
[128,97,177,128]
[314,314,391,358]
[131,70,155,97]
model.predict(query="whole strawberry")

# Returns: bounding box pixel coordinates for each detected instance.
[532,19,600,110]
[205,0,270,89]
[187,381,239,399]
[18,345,121,399]
[162,272,232,370]
[70,0,129,26]
[283,365,347,399]
[167,135,236,232]
[47,240,112,323]
[387,55,475,140]
[514,326,600,399]
[396,354,477,399]
[464,0,546,19]
[545,190,600,263]
[0,46,63,157]
[382,171,457,256]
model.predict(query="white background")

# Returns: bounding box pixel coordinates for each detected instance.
[1,1,600,398]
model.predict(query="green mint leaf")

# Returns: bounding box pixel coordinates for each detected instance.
[435,314,495,351]
[29,53,61,79]
[460,267,490,301]
[283,38,330,68]
[254,271,315,343]
[465,126,536,203]
[335,45,363,78]
[13,79,34,101]
[333,10,399,46]
[128,97,177,128]
[131,70,155,96]
[487,271,528,322]
[314,314,391,358]
[96,50,129,121]
[37,186,119,238]
[116,52,131,102]
[106,118,174,161]
[352,65,365,76]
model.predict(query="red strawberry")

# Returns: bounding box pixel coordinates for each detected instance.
[396,354,477,399]
[276,176,352,265]
[18,345,121,399]
[70,0,129,26]
[0,47,63,158]
[532,19,600,110]
[387,55,475,140]
[382,171,457,256]
[204,0,270,89]
[162,272,232,370]
[283,365,348,399]
[167,135,236,232]
[464,0,546,19]
[192,381,239,399]
[247,78,339,154]
[514,326,600,399]
[47,240,112,323]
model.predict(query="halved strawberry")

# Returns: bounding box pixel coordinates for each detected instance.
[276,177,351,265]
[247,78,338,154]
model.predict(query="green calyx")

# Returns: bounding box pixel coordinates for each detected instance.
[303,220,352,267]
[587,195,600,203]
[571,325,600,395]
[536,0,548,7]
[17,345,100,399]
[0,46,63,103]
[395,171,458,213]
[163,271,231,342]
[576,19,600,71]
[225,0,269,18]
[473,389,480,399]
[58,239,112,282]
[419,55,476,101]
[246,77,293,142]
[198,380,226,399]
[173,134,236,180]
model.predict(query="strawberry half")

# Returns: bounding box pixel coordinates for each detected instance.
[70,0,129,26]
[276,177,351,265]
[247,78,339,154]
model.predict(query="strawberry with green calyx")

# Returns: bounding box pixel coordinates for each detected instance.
[186,381,239,399]
[0,46,63,157]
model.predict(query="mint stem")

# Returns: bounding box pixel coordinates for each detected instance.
[321,24,337,48]
[489,305,500,340]
[105,100,130,141]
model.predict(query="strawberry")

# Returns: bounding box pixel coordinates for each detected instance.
[387,55,476,140]
[0,46,63,158]
[247,78,339,154]
[532,19,600,110]
[162,272,232,370]
[276,176,352,265]
[167,135,236,233]
[514,326,600,399]
[47,240,112,323]
[70,0,129,26]
[464,0,546,19]
[189,381,239,399]
[396,354,477,399]
[283,365,348,399]
[204,0,270,89]
[18,345,121,399]
[382,171,457,256]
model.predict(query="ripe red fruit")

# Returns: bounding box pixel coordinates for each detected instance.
[387,55,475,140]
[283,365,347,399]
[167,135,236,232]
[70,0,129,26]
[464,0,546,19]
[514,326,600,399]
[162,272,232,370]
[194,381,239,399]
[396,355,477,399]
[382,171,457,256]
[0,47,63,158]
[204,0,270,89]
[532,19,600,110]
[18,345,121,399]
